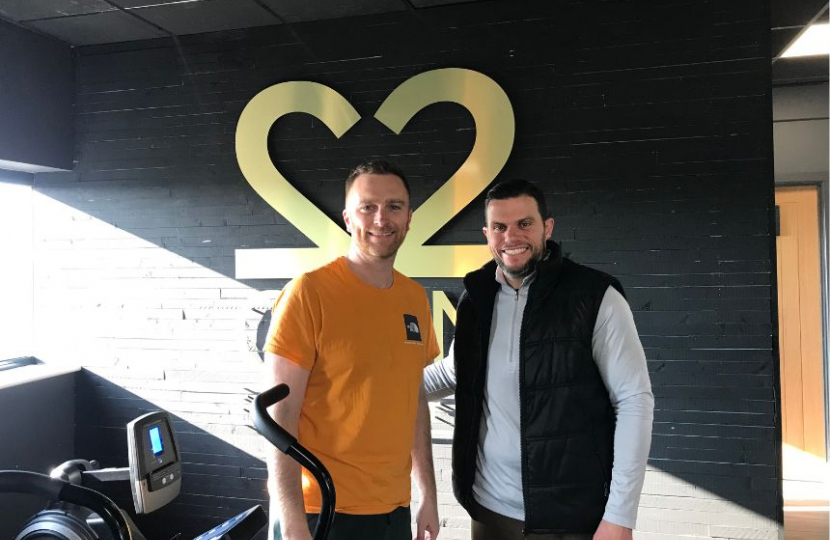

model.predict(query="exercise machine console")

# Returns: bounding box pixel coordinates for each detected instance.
[127,412,182,514]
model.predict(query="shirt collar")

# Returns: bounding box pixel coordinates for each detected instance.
[494,266,536,290]
[492,247,552,290]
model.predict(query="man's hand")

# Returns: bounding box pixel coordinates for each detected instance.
[266,353,313,540]
[414,495,440,540]
[411,385,439,540]
[593,520,632,540]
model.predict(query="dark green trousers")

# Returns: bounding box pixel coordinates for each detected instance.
[272,506,411,540]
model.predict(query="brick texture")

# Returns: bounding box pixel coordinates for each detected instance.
[30,1,778,538]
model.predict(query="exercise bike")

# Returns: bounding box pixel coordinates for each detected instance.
[0,411,266,540]
[0,385,334,540]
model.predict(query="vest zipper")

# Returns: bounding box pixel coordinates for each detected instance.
[519,287,530,537]
[467,289,491,510]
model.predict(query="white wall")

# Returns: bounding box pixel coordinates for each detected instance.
[774,82,829,185]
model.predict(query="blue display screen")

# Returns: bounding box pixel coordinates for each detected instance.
[149,426,164,456]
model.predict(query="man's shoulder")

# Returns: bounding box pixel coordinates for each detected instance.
[281,258,344,297]
[304,257,344,279]
[393,270,428,295]
[462,259,498,290]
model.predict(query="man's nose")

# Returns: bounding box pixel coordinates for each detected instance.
[374,207,389,225]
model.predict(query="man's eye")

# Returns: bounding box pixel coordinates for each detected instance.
[520,221,531,228]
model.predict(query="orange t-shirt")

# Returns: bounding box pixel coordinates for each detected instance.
[265,257,440,515]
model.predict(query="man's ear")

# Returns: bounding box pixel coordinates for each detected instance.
[482,226,489,240]
[343,209,352,233]
[544,217,554,240]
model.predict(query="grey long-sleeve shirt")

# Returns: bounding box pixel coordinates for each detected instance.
[423,281,653,529]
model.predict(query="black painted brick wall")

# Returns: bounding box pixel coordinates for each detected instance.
[31,1,778,538]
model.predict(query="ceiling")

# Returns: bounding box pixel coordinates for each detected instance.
[770,0,829,84]
[0,0,827,83]
[0,0,482,46]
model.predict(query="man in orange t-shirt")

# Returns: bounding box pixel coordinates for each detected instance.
[265,160,440,540]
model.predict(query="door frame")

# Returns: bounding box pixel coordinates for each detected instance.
[775,179,830,462]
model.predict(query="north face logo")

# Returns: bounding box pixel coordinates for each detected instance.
[403,314,422,342]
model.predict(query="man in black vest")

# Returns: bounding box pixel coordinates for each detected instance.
[424,179,653,540]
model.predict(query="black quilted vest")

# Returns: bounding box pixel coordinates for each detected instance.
[451,241,624,534]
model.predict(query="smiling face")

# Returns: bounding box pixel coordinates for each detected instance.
[343,173,412,261]
[483,195,554,288]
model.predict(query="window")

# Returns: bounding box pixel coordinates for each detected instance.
[0,172,33,361]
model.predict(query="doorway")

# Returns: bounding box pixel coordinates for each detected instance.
[775,185,829,539]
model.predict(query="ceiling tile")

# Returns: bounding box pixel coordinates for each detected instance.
[130,0,281,35]
[257,0,404,23]
[409,0,483,7]
[0,0,114,21]
[109,0,194,7]
[26,10,167,46]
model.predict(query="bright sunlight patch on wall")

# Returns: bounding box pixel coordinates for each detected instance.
[32,191,279,459]
[781,24,830,58]
[0,180,33,359]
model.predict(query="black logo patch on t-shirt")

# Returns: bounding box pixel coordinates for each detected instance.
[403,314,422,342]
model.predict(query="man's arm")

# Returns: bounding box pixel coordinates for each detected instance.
[411,384,439,540]
[422,340,457,400]
[266,352,313,540]
[592,286,654,540]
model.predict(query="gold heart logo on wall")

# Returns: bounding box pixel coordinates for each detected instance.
[235,68,515,279]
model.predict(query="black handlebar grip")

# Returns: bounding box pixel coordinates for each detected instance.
[252,384,297,453]
[256,383,291,408]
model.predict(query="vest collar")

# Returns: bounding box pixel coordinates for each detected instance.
[464,240,564,297]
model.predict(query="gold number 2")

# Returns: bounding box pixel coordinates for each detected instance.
[235,68,515,278]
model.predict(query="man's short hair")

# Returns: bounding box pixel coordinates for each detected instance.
[345,160,411,201]
[484,178,550,221]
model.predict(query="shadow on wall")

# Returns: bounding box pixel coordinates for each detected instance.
[433,390,782,535]
[0,369,75,540]
[74,370,269,540]
[255,308,271,362]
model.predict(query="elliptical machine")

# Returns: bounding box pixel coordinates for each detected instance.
[0,469,135,540]
[0,384,332,540]
[1,411,266,540]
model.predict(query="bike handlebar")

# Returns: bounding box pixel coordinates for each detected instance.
[252,384,336,540]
